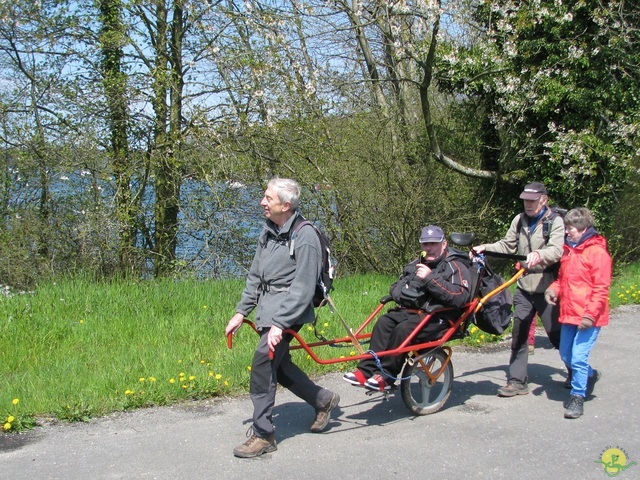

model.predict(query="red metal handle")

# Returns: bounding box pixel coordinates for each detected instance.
[227,333,233,349]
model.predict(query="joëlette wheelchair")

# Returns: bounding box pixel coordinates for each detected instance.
[227,233,525,416]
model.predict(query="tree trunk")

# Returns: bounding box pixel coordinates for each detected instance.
[99,0,137,275]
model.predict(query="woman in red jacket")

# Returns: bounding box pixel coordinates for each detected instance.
[545,208,612,419]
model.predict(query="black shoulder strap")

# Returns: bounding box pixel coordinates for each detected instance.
[289,216,312,257]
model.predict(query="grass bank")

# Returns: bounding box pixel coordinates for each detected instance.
[2,266,638,431]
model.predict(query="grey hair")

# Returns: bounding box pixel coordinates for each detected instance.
[267,177,301,210]
[564,207,595,231]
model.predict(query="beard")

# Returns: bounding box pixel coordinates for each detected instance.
[424,250,446,268]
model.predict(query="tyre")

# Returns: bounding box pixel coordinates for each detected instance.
[400,348,454,415]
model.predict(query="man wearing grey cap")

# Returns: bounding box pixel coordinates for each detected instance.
[343,225,473,392]
[472,181,564,397]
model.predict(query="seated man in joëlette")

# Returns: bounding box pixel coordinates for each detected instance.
[343,225,473,391]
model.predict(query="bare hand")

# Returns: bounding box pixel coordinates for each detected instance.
[415,263,432,279]
[225,313,244,337]
[470,245,485,258]
[267,326,283,352]
[578,317,594,330]
[526,251,541,268]
[544,288,558,306]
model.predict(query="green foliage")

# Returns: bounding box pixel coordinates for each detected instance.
[0,0,638,289]
[440,0,639,240]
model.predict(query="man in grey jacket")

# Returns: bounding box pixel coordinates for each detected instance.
[225,178,339,458]
[473,181,564,397]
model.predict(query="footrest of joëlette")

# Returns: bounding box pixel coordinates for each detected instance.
[364,384,397,400]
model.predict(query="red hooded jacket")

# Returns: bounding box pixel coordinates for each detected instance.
[549,230,612,327]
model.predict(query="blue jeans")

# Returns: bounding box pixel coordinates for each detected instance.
[559,324,600,397]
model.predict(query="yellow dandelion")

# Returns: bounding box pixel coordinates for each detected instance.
[200,360,205,364]
[224,380,229,386]
[179,372,185,377]
[12,398,19,405]
[79,319,84,324]
[208,371,214,377]
[139,377,145,382]
[7,416,15,423]
[125,389,134,395]
[247,366,252,371]
[215,374,222,380]
[169,378,175,384]
[307,326,313,331]
[323,322,329,327]
[3,422,11,431]
[349,351,356,356]
[182,385,187,389]
[148,377,156,382]
[188,375,195,381]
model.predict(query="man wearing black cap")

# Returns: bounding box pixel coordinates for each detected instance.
[343,225,473,392]
[473,181,565,397]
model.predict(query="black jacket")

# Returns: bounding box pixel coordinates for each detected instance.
[389,247,473,311]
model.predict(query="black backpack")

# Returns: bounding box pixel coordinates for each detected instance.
[289,216,334,308]
[473,261,513,335]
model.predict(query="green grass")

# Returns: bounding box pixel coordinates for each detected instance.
[2,265,639,432]
[609,262,640,308]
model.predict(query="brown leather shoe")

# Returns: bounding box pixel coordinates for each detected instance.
[310,392,340,433]
[233,429,277,458]
[497,381,529,397]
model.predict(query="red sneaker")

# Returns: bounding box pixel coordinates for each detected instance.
[364,374,391,392]
[343,370,367,387]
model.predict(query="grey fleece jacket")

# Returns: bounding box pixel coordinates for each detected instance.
[485,208,564,294]
[235,212,320,330]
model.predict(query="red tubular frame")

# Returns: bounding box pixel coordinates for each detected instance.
[227,268,525,366]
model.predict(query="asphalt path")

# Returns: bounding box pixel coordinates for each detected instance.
[3,305,640,480]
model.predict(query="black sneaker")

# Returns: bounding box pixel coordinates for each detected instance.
[586,369,601,397]
[497,381,529,397]
[564,394,584,419]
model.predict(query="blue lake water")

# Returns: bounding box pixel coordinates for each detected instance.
[9,172,328,278]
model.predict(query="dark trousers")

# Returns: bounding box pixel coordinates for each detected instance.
[358,308,449,381]
[250,326,332,437]
[508,288,561,383]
